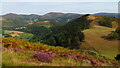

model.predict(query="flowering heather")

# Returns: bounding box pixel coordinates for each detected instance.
[0,47,2,51]
[33,52,55,63]
[90,60,100,66]
[72,54,84,61]
[98,58,105,63]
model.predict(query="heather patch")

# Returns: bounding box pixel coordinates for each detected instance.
[33,52,55,63]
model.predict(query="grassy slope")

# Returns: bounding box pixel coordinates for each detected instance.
[13,33,34,41]
[1,38,90,66]
[2,38,118,66]
[83,15,118,59]
[2,48,84,66]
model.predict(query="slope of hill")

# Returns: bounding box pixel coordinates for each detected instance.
[2,38,119,66]
[38,12,83,23]
[2,13,40,30]
[87,15,119,28]
[28,15,91,49]
[82,25,118,59]
[2,12,83,30]
[3,13,40,20]
[81,15,119,59]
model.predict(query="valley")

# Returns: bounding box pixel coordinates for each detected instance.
[1,12,120,66]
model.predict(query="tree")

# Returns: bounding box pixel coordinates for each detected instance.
[115,54,120,61]
[103,28,120,40]
[41,15,90,49]
[98,18,113,28]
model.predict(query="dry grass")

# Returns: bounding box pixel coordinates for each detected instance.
[37,21,49,23]
[82,25,119,59]
[112,21,119,28]
[10,34,20,37]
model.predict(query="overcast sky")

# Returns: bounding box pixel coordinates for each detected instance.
[1,2,118,15]
[1,0,119,2]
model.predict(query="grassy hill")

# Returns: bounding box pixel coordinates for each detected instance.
[81,15,119,59]
[82,25,118,59]
[2,38,119,66]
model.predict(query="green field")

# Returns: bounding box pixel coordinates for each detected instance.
[13,33,34,41]
[3,30,34,41]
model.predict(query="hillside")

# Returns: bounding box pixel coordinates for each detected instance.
[38,12,83,23]
[2,12,83,30]
[82,25,118,59]
[2,13,40,30]
[81,15,119,59]
[27,15,91,49]
[2,38,119,66]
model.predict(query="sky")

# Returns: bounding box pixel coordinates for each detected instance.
[1,0,119,2]
[1,2,118,15]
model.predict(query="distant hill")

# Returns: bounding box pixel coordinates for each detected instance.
[2,12,83,30]
[3,13,40,20]
[94,13,120,18]
[38,12,83,23]
[2,12,119,31]
[2,13,40,30]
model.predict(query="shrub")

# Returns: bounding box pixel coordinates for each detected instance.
[98,18,112,27]
[115,54,120,61]
[33,52,55,63]
[59,53,71,58]
[98,58,105,63]
[87,51,97,56]
[102,28,120,40]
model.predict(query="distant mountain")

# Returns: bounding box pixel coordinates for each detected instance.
[4,12,120,31]
[94,13,120,18]
[38,12,83,23]
[2,13,40,29]
[2,12,83,30]
[3,13,40,20]
[42,12,64,18]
